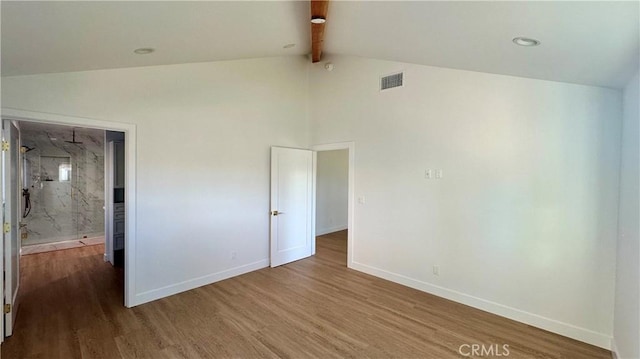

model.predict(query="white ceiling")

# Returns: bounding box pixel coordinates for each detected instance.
[1,1,311,75]
[2,1,638,89]
[325,1,639,89]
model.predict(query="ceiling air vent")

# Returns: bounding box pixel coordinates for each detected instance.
[380,72,404,91]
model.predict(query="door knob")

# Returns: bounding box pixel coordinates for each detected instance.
[271,210,284,216]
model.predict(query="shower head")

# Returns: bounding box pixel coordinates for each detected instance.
[65,129,83,144]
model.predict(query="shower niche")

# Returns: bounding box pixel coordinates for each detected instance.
[20,124,105,247]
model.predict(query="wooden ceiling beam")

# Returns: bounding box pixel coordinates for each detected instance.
[311,0,329,63]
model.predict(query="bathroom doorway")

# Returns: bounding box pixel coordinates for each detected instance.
[18,122,106,254]
[2,108,137,314]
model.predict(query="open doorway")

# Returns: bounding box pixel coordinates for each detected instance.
[0,118,128,339]
[14,123,126,269]
[313,142,355,268]
[2,109,136,310]
[315,149,348,265]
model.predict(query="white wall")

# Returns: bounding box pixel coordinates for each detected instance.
[1,52,629,349]
[316,150,348,235]
[309,55,622,348]
[613,70,639,359]
[2,56,310,303]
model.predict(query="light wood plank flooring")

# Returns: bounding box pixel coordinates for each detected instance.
[2,230,611,358]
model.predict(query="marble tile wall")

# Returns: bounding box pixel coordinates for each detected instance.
[21,125,105,246]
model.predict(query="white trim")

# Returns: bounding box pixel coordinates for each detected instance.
[351,261,613,350]
[611,339,619,359]
[3,119,21,336]
[1,108,138,307]
[316,225,348,237]
[104,141,114,265]
[311,142,355,269]
[311,151,317,256]
[134,259,269,306]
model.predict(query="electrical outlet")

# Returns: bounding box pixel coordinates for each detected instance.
[425,169,432,179]
[358,196,366,204]
[433,265,440,276]
[231,251,237,260]
[435,169,443,179]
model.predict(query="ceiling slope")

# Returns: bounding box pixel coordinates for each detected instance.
[1,1,311,76]
[1,1,638,89]
[323,1,639,89]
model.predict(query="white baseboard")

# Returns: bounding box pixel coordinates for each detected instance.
[350,261,612,350]
[133,259,269,306]
[316,225,348,236]
[611,339,618,359]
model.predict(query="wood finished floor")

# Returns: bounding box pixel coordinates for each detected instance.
[2,230,611,358]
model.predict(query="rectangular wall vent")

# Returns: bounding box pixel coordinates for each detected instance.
[380,72,404,90]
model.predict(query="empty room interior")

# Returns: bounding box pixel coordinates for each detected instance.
[0,1,638,358]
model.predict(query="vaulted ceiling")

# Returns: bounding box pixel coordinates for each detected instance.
[2,1,638,89]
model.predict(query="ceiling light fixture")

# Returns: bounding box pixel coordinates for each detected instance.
[283,43,296,49]
[512,37,540,47]
[311,16,326,24]
[133,48,155,55]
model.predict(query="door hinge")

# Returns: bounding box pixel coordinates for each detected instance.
[3,222,10,233]
[4,304,10,314]
[1,140,9,151]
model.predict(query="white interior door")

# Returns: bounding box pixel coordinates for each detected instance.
[2,119,20,337]
[270,147,315,267]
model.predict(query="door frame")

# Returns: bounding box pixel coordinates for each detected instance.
[312,142,355,268]
[105,140,115,265]
[1,108,138,308]
[2,119,21,337]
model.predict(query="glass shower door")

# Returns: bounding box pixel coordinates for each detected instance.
[27,156,75,245]
[20,126,106,248]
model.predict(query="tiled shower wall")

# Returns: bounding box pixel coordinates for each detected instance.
[21,127,104,246]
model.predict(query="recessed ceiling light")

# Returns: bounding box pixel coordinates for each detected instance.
[311,16,326,24]
[512,37,540,47]
[283,43,296,49]
[134,48,155,55]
